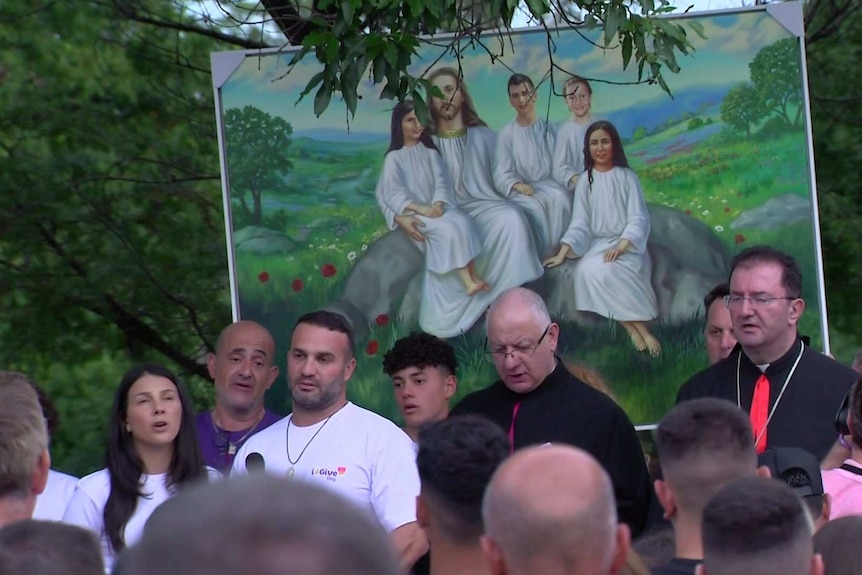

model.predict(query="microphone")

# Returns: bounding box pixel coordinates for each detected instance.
[246,452,266,473]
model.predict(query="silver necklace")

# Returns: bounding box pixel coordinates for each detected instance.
[736,341,805,449]
[211,410,265,456]
[285,410,338,478]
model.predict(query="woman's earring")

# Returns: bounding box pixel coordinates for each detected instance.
[125,424,131,433]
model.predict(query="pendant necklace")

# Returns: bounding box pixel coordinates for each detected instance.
[736,341,805,449]
[212,410,265,456]
[285,408,340,478]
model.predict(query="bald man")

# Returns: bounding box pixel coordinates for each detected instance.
[481,445,630,575]
[196,321,283,473]
[451,287,651,535]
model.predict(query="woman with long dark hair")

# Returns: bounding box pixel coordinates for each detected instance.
[375,100,490,335]
[544,120,661,356]
[63,363,209,571]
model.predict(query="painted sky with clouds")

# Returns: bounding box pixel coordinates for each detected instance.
[216,6,795,137]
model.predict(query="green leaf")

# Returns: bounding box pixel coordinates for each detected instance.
[604,5,621,48]
[688,20,707,40]
[313,82,333,116]
[342,0,354,22]
[298,71,325,100]
[524,0,546,19]
[372,55,387,84]
[341,76,358,117]
[622,34,633,69]
[380,79,398,100]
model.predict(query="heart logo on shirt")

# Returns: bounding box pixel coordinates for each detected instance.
[337,466,347,475]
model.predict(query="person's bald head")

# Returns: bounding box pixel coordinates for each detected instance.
[207,320,279,416]
[485,288,559,394]
[481,445,629,575]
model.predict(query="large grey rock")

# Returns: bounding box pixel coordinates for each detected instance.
[233,226,296,254]
[328,204,730,339]
[731,194,810,231]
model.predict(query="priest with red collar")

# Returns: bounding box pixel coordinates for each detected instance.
[676,246,854,462]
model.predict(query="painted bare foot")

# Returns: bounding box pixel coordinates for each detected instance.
[466,280,491,296]
[622,324,647,352]
[642,333,662,357]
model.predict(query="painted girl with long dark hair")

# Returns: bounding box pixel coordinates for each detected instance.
[375,100,491,334]
[544,121,661,356]
[63,363,210,570]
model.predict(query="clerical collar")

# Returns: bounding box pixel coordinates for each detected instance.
[436,128,467,139]
[739,337,806,374]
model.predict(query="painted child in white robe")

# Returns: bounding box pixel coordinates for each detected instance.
[493,73,571,257]
[544,121,661,356]
[375,101,488,336]
[553,76,595,191]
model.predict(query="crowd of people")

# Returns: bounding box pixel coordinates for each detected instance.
[0,249,859,573]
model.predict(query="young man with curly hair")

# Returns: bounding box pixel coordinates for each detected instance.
[383,332,458,442]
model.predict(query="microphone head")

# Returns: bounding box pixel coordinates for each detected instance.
[246,452,265,473]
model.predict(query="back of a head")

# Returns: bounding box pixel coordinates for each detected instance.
[0,520,104,575]
[0,372,48,501]
[482,445,619,575]
[813,516,862,575]
[656,398,757,516]
[119,474,398,575]
[416,415,510,542]
[759,447,824,523]
[701,476,814,575]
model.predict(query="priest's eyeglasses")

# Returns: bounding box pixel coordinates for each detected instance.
[485,324,551,361]
[723,294,796,309]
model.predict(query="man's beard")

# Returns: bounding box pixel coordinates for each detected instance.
[435,104,460,121]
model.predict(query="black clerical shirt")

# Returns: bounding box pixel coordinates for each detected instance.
[451,358,652,536]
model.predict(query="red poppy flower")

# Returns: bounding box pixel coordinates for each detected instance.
[366,340,379,355]
[375,314,389,327]
[321,264,337,278]
[734,234,746,244]
[684,209,691,216]
[258,271,270,283]
[724,206,731,213]
[291,279,303,292]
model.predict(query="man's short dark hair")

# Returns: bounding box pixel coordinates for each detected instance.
[656,399,756,514]
[704,283,730,315]
[382,332,457,377]
[730,246,802,299]
[295,310,355,358]
[0,520,104,575]
[813,516,862,575]
[507,73,535,92]
[416,415,510,541]
[702,477,814,575]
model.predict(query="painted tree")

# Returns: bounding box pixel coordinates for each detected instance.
[749,37,803,127]
[720,83,766,138]
[223,106,294,226]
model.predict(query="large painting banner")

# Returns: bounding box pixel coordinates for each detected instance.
[211,2,826,425]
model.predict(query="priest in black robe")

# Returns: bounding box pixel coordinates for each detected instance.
[450,288,652,536]
[676,246,855,462]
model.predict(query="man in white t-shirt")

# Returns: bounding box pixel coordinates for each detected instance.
[234,310,428,572]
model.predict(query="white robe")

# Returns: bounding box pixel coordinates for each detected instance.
[559,167,658,322]
[553,117,594,190]
[429,127,544,332]
[494,118,572,255]
[375,145,483,336]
